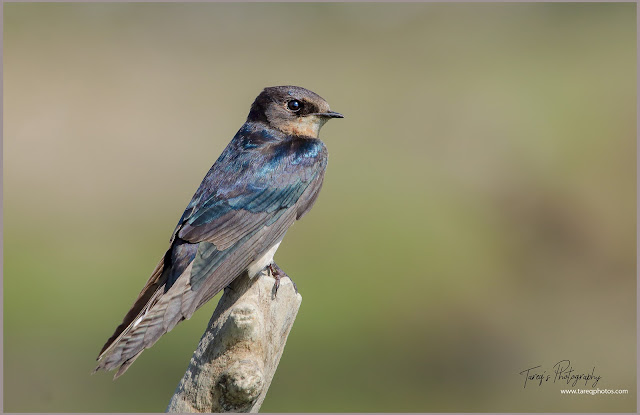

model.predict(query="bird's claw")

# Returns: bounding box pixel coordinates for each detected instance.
[269,263,282,298]
[269,263,295,298]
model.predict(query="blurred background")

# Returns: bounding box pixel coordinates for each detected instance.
[3,3,636,412]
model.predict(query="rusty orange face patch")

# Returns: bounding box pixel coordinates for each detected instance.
[278,115,327,138]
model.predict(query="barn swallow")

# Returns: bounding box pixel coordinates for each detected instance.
[95,86,342,378]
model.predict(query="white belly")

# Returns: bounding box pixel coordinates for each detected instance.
[247,242,281,278]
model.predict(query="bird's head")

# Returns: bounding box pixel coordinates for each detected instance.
[247,86,343,138]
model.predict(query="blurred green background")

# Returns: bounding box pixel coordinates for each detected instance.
[3,2,636,412]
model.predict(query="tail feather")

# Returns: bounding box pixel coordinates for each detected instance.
[98,256,167,359]
[114,350,144,380]
[95,260,197,377]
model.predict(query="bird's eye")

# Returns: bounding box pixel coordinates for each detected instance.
[287,100,302,112]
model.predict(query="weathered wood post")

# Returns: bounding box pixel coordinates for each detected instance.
[166,266,301,413]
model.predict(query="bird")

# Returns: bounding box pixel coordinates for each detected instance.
[94,85,343,378]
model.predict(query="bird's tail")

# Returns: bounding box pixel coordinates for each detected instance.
[97,256,166,356]
[93,255,168,377]
[95,238,203,378]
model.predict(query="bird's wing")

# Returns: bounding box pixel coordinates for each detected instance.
[96,136,327,376]
[174,136,328,309]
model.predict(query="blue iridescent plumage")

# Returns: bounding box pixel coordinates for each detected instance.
[96,86,341,378]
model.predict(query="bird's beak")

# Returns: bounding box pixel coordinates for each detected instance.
[315,111,344,119]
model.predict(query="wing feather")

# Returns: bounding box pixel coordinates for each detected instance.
[96,128,328,377]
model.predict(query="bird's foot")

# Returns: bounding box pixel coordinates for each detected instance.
[268,263,283,298]
[268,263,297,298]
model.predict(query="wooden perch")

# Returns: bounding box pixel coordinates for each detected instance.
[166,265,302,413]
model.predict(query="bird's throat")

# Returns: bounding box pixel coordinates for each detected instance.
[278,116,326,139]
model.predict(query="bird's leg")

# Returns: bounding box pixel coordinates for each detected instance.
[268,263,283,298]
[268,262,297,298]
